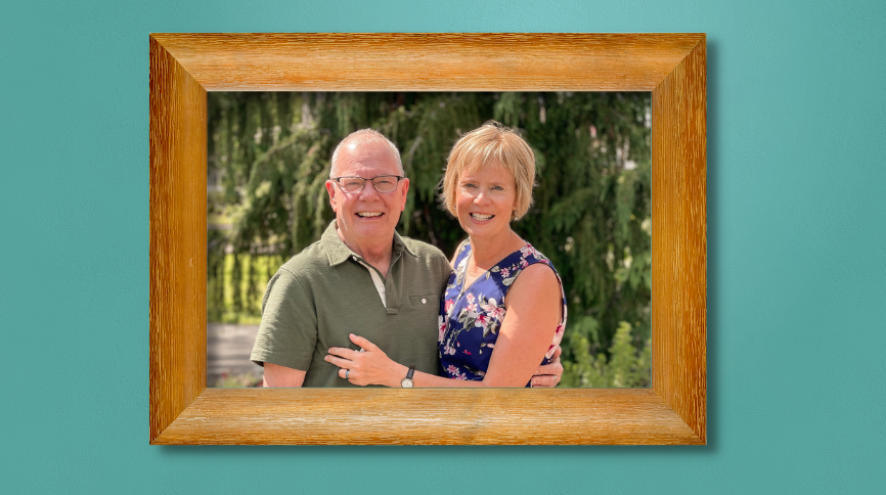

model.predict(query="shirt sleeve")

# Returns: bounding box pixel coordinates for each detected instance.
[250,268,317,371]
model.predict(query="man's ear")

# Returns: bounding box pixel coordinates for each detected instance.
[399,178,410,211]
[325,180,338,212]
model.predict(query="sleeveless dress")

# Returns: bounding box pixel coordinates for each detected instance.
[437,240,567,387]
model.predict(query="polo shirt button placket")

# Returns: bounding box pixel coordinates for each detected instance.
[385,279,398,315]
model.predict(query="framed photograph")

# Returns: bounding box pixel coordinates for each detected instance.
[150,33,706,445]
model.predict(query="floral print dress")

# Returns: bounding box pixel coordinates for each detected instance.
[438,240,567,386]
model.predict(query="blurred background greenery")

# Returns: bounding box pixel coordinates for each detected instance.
[207,91,652,388]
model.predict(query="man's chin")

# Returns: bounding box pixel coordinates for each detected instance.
[345,221,395,240]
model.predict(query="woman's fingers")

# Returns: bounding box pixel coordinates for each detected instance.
[349,334,380,352]
[327,336,393,387]
[324,355,353,369]
[339,367,367,386]
[327,347,359,360]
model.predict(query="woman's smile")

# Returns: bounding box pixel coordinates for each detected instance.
[469,212,495,223]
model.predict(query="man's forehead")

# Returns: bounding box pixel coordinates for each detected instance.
[343,138,390,155]
[339,140,399,172]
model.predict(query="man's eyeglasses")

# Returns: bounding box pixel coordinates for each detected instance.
[330,175,405,193]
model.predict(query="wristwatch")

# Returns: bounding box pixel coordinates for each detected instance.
[400,364,416,388]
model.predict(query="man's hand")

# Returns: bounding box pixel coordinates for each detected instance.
[262,363,307,387]
[530,345,563,388]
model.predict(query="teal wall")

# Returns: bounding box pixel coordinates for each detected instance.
[2,0,884,493]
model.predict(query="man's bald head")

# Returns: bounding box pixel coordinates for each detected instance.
[330,129,404,178]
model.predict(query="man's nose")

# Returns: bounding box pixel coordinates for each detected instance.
[359,180,381,199]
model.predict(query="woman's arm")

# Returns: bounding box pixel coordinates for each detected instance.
[325,263,562,388]
[462,263,561,387]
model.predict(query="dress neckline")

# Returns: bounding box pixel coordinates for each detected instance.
[459,240,531,293]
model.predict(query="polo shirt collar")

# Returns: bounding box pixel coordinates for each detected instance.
[321,220,417,267]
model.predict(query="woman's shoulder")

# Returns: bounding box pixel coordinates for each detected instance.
[511,258,560,288]
[507,242,563,287]
[497,242,555,272]
[518,243,553,265]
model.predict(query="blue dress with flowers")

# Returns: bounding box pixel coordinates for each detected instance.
[437,240,567,387]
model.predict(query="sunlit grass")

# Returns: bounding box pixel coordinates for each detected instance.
[209,254,285,324]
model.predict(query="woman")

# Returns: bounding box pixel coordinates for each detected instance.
[325,121,566,387]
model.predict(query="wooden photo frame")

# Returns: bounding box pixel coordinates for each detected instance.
[150,33,706,445]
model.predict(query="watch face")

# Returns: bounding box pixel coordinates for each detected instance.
[401,378,413,388]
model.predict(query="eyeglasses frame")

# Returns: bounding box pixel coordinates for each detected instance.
[329,175,406,194]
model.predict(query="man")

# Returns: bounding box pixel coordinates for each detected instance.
[250,129,561,387]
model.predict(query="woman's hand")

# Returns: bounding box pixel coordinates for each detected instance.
[325,334,407,387]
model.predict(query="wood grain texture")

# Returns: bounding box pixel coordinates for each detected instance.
[149,36,208,442]
[153,388,702,445]
[148,33,706,445]
[652,37,707,442]
[150,33,705,91]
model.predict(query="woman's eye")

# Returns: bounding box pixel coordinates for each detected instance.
[463,183,477,189]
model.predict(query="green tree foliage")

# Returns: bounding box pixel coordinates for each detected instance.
[207,92,652,386]
[561,321,651,388]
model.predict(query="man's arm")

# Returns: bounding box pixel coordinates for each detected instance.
[250,268,318,384]
[262,363,307,387]
[531,345,563,388]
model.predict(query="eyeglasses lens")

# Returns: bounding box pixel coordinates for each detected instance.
[339,177,398,193]
[372,177,397,193]
[340,178,364,192]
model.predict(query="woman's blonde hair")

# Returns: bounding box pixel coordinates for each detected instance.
[442,121,535,220]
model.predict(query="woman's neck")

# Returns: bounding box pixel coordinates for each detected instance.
[468,229,524,269]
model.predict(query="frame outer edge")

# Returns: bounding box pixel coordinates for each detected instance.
[651,36,707,443]
[149,35,208,443]
[148,33,707,445]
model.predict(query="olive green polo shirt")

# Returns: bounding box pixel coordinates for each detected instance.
[251,221,451,387]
